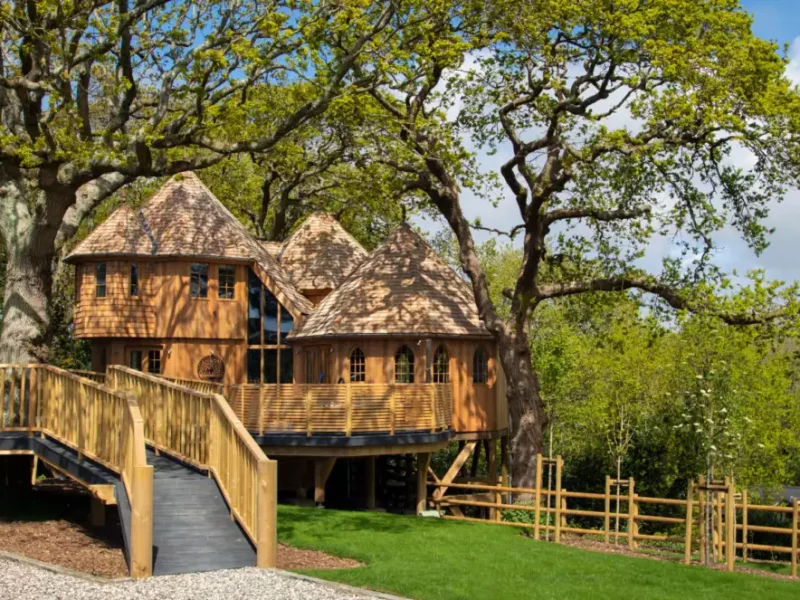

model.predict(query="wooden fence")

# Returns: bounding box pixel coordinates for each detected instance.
[227,383,452,436]
[67,369,106,384]
[107,366,277,567]
[431,454,800,578]
[0,365,153,577]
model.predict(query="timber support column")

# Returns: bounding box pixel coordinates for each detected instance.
[416,452,431,514]
[366,456,376,510]
[314,458,337,507]
[91,497,106,527]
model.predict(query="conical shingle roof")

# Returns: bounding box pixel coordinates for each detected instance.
[66,172,313,315]
[290,224,490,339]
[278,212,368,291]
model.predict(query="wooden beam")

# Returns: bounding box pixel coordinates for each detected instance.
[91,497,106,527]
[416,452,431,514]
[314,457,337,505]
[433,441,477,500]
[366,456,376,510]
[258,440,449,458]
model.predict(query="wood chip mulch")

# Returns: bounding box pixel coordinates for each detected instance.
[277,543,363,570]
[0,519,129,578]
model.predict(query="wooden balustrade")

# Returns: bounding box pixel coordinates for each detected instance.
[1,364,153,577]
[67,369,107,384]
[107,366,276,568]
[161,375,225,396]
[227,383,453,436]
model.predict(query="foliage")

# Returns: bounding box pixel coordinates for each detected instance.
[278,504,800,600]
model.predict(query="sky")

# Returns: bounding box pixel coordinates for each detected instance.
[417,0,800,286]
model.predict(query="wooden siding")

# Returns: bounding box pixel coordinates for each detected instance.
[75,259,247,340]
[292,337,506,435]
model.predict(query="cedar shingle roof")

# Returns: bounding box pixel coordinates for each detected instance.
[65,172,313,316]
[260,241,284,258]
[290,224,490,339]
[278,213,368,291]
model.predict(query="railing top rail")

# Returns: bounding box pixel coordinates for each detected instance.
[108,365,212,398]
[122,390,148,467]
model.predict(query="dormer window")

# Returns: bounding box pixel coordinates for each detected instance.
[190,263,209,298]
[95,262,107,298]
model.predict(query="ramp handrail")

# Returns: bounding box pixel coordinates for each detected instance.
[107,365,276,567]
[0,364,153,577]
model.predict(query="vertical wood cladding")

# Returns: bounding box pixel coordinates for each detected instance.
[74,259,247,340]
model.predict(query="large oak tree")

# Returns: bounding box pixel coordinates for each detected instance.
[0,0,401,361]
[356,0,800,485]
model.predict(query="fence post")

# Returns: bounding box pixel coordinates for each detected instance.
[742,489,749,563]
[554,456,563,543]
[685,479,694,565]
[130,464,154,578]
[725,477,735,572]
[560,489,567,529]
[27,366,37,436]
[715,490,723,562]
[604,476,611,545]
[792,498,798,579]
[256,460,278,568]
[699,475,707,564]
[534,454,543,540]
[628,477,636,550]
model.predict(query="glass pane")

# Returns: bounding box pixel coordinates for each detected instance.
[263,349,278,384]
[96,262,106,298]
[219,265,235,299]
[190,263,208,298]
[279,349,293,384]
[130,264,139,296]
[262,288,279,344]
[247,269,261,345]
[129,350,142,371]
[147,350,161,374]
[279,305,293,342]
[247,348,261,383]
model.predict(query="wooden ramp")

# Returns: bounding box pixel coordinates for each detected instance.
[147,449,255,575]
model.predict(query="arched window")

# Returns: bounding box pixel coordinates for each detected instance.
[473,347,489,384]
[350,348,366,382]
[395,345,415,384]
[433,345,450,383]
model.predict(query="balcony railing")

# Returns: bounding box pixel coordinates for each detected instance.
[226,383,452,437]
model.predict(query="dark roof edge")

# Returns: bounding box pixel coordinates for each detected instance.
[286,331,494,343]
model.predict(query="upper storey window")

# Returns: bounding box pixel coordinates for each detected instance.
[190,263,209,298]
[433,345,450,383]
[473,347,489,384]
[350,348,366,383]
[218,265,235,299]
[130,263,139,297]
[95,262,107,298]
[395,345,415,384]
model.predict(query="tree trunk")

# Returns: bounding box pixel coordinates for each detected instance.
[0,167,72,363]
[500,339,547,489]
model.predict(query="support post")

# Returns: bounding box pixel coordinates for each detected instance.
[726,478,735,572]
[554,456,563,543]
[742,489,749,563]
[684,479,694,565]
[699,475,707,564]
[91,497,106,527]
[416,452,431,514]
[534,454,543,540]
[627,477,636,551]
[792,498,798,579]
[256,460,278,568]
[30,455,38,486]
[257,386,264,436]
[366,456,376,510]
[487,441,498,521]
[314,457,337,506]
[130,464,154,579]
[604,476,611,545]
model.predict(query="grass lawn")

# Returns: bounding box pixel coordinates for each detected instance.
[277,505,799,600]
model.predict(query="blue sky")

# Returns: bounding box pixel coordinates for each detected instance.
[419,1,800,287]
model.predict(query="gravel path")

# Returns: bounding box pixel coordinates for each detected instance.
[0,558,385,600]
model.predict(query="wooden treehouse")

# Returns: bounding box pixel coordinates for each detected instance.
[65,172,509,511]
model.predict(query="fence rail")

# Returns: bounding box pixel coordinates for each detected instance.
[431,453,800,579]
[67,369,106,384]
[160,376,225,396]
[228,383,452,436]
[107,366,276,567]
